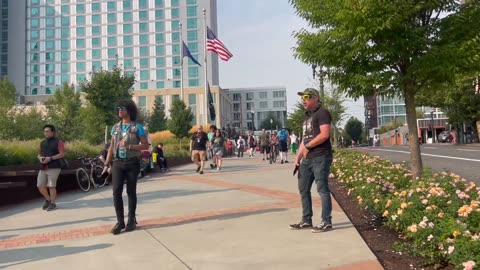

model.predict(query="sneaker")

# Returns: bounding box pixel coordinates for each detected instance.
[289,221,312,230]
[110,222,126,235]
[42,200,51,210]
[46,203,57,211]
[285,160,289,163]
[196,166,201,173]
[217,167,221,171]
[125,218,137,232]
[311,223,333,233]
[199,170,204,174]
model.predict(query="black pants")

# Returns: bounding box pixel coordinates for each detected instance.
[112,157,140,224]
[157,157,168,169]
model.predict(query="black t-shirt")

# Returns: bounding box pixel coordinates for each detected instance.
[303,107,332,158]
[191,131,209,150]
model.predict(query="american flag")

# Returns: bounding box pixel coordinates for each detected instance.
[207,27,233,61]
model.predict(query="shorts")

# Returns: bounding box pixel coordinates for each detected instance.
[279,141,288,152]
[37,168,61,188]
[191,150,206,162]
[260,145,270,154]
[213,147,223,156]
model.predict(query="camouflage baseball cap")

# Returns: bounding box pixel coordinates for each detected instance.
[297,88,319,97]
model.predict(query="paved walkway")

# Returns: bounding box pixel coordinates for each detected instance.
[0,156,383,270]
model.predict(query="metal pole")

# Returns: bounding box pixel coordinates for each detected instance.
[202,9,208,126]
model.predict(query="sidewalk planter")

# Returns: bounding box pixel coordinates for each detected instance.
[331,149,479,269]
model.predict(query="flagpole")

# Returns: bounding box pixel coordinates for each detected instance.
[179,23,184,101]
[203,8,208,126]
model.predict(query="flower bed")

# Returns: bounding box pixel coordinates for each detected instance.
[332,150,478,270]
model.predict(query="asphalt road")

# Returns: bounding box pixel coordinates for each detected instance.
[356,143,480,184]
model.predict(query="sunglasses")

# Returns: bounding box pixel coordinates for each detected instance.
[301,94,314,100]
[117,106,127,111]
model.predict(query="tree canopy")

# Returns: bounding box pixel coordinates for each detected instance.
[290,0,480,178]
[148,96,167,133]
[167,99,194,138]
[344,117,364,142]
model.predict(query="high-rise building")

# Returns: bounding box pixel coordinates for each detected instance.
[0,0,8,79]
[11,0,219,106]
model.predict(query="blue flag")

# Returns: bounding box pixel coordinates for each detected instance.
[182,41,201,66]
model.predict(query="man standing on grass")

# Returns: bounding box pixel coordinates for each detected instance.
[37,124,65,211]
[290,88,333,233]
[190,125,209,174]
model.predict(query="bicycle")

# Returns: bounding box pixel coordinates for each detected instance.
[269,144,278,164]
[76,157,107,192]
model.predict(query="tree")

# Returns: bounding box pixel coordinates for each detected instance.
[148,96,167,132]
[0,76,16,139]
[45,82,82,141]
[290,0,480,178]
[344,117,364,143]
[80,66,135,126]
[167,99,194,138]
[10,107,47,140]
[259,111,282,131]
[287,101,306,138]
[322,88,347,146]
[77,105,109,144]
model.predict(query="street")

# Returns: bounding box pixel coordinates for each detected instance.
[357,144,480,184]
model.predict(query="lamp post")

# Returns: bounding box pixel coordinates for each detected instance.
[430,111,435,143]
[249,110,255,131]
[312,64,326,101]
[270,118,273,133]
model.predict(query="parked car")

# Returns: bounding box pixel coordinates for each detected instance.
[438,131,452,143]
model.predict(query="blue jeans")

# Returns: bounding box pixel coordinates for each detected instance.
[298,154,333,224]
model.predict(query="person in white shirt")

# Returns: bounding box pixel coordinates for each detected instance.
[290,132,298,155]
[237,135,245,158]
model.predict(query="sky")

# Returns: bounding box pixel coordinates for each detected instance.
[215,0,365,127]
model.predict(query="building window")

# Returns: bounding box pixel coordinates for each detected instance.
[155,33,164,43]
[140,58,149,68]
[139,34,149,44]
[46,18,54,27]
[123,12,132,22]
[139,23,148,33]
[155,0,164,7]
[46,29,55,38]
[139,11,148,21]
[172,44,180,55]
[107,25,116,34]
[31,76,39,84]
[171,20,180,30]
[124,59,133,69]
[107,1,116,10]
[31,65,39,73]
[108,37,117,46]
[61,63,69,72]
[46,7,55,16]
[172,56,180,65]
[246,102,253,110]
[171,8,179,18]
[233,93,241,101]
[246,92,253,100]
[92,3,101,12]
[46,87,52,95]
[233,103,239,111]
[155,10,164,19]
[76,4,85,13]
[61,51,69,60]
[273,91,285,98]
[156,81,164,88]
[189,79,199,87]
[92,38,101,47]
[173,68,181,77]
[30,30,38,39]
[124,47,133,57]
[76,15,85,25]
[76,50,85,59]
[273,101,285,107]
[76,39,85,48]
[123,0,132,9]
[92,14,101,24]
[187,6,197,17]
[172,32,180,42]
[61,75,69,83]
[61,28,69,38]
[156,69,165,79]
[188,67,199,77]
[140,70,149,80]
[46,41,55,50]
[140,82,148,89]
[108,48,117,57]
[76,62,86,71]
[140,46,149,56]
[107,13,116,23]
[45,63,54,72]
[61,17,69,26]
[139,0,148,9]
[156,57,165,67]
[173,81,180,88]
[187,0,197,4]
[30,19,39,28]
[60,5,70,14]
[187,18,197,29]
[124,36,133,45]
[76,27,85,36]
[123,24,132,33]
[259,92,267,99]
[46,75,54,84]
[45,52,54,60]
[108,60,116,69]
[233,113,240,121]
[260,101,268,108]
[31,88,38,95]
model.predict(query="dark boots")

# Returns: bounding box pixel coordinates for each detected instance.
[125,212,137,232]
[110,222,125,235]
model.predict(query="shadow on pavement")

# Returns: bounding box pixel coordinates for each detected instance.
[143,208,288,230]
[0,243,112,269]
[0,216,116,233]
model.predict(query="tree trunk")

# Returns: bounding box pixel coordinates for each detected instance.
[404,90,423,180]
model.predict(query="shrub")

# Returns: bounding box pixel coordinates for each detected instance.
[332,149,479,269]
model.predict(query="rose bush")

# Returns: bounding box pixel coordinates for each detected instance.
[332,149,479,269]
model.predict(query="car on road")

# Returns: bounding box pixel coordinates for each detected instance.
[438,131,452,143]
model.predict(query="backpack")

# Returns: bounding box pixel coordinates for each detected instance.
[278,130,288,142]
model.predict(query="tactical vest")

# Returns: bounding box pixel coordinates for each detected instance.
[40,137,62,169]
[113,121,141,159]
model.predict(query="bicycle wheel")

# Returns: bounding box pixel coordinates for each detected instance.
[92,165,107,188]
[76,168,91,192]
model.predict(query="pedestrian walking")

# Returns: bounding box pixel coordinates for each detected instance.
[37,124,65,211]
[247,131,257,157]
[290,88,334,233]
[278,127,289,164]
[259,129,270,161]
[190,125,209,174]
[102,100,149,235]
[290,132,298,155]
[237,135,245,157]
[212,129,224,171]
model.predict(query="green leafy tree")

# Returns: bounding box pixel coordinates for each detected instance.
[10,107,47,140]
[322,88,347,146]
[0,76,16,139]
[259,111,282,131]
[80,66,135,126]
[45,82,82,141]
[344,117,364,143]
[167,99,194,138]
[290,0,480,178]
[77,105,109,144]
[287,101,306,139]
[148,96,167,132]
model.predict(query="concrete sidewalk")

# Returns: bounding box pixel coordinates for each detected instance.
[0,156,383,270]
